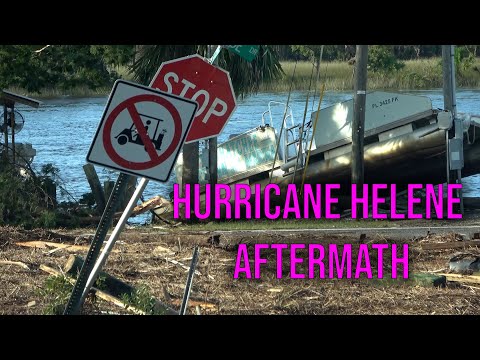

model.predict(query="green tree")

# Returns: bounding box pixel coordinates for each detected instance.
[130,45,284,98]
[0,45,121,93]
[368,45,405,73]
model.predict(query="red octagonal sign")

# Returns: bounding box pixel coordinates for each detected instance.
[151,54,237,143]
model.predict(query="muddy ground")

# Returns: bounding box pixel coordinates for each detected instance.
[1,224,479,315]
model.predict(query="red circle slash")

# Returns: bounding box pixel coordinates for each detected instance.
[102,94,182,170]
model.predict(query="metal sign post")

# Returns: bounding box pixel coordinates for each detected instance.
[179,246,200,315]
[64,80,197,315]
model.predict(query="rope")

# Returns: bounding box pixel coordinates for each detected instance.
[300,84,326,196]
[268,61,298,184]
[300,53,328,196]
[290,51,320,185]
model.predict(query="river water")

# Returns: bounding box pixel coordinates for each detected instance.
[14,89,480,223]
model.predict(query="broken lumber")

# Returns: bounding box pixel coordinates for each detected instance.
[439,273,480,285]
[63,255,177,315]
[15,241,119,254]
[0,260,30,270]
[170,298,217,309]
[76,195,170,226]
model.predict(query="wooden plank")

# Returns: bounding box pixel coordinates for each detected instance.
[14,241,119,253]
[421,241,480,250]
[440,273,480,285]
[0,260,30,270]
[83,164,106,213]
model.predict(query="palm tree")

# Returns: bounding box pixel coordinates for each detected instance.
[130,45,284,98]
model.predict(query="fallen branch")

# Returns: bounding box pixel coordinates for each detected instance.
[0,260,30,270]
[158,255,202,276]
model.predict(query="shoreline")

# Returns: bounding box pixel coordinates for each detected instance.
[6,58,480,99]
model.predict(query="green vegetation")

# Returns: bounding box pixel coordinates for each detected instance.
[260,57,480,92]
[37,275,73,315]
[1,45,479,97]
[121,284,165,315]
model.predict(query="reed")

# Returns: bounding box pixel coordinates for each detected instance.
[260,58,480,92]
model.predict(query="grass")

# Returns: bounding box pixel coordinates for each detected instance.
[260,58,480,92]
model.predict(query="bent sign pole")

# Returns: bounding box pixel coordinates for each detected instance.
[64,80,197,314]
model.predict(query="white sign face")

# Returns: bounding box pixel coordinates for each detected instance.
[87,80,197,182]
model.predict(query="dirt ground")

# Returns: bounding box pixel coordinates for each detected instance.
[1,224,479,315]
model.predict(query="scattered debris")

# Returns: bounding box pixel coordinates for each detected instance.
[15,241,120,254]
[421,240,480,250]
[440,273,480,285]
[40,264,146,315]
[0,260,30,270]
[449,253,480,273]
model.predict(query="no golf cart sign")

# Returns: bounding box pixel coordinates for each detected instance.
[87,80,197,182]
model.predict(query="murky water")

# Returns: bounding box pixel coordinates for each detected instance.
[14,89,480,223]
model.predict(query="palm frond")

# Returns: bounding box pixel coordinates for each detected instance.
[130,45,284,98]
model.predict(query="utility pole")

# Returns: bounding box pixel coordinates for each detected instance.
[352,45,368,216]
[208,46,218,220]
[442,45,464,215]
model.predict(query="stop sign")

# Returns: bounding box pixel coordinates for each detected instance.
[151,54,237,143]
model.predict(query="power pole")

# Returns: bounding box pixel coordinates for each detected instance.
[442,45,464,215]
[208,46,218,220]
[352,44,368,216]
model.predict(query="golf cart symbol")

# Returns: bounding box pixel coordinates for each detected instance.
[115,113,167,151]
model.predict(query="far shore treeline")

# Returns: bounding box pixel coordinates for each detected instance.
[1,45,480,98]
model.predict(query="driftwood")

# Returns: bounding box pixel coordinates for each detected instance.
[63,255,177,315]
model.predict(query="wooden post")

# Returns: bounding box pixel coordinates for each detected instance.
[104,180,115,200]
[182,142,199,220]
[83,164,106,213]
[442,45,464,215]
[10,106,15,165]
[351,45,368,217]
[3,105,8,162]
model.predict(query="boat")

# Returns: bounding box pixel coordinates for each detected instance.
[157,91,480,219]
